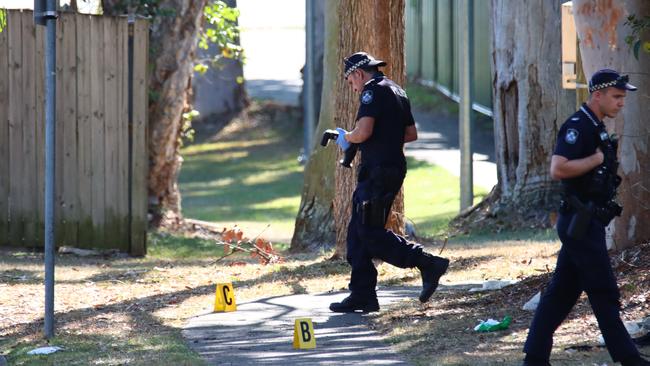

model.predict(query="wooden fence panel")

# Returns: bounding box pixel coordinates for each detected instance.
[0,14,9,245]
[103,17,120,249]
[76,14,93,246]
[130,19,149,256]
[0,13,9,245]
[21,11,38,247]
[90,15,106,248]
[116,21,129,247]
[7,11,24,246]
[60,13,79,247]
[35,25,46,245]
[0,10,148,253]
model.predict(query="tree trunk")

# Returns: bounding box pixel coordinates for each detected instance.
[146,0,207,220]
[332,0,406,257]
[573,0,650,250]
[103,0,207,222]
[291,0,406,257]
[457,0,574,230]
[291,0,338,252]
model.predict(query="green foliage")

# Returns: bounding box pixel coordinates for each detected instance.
[624,14,650,59]
[180,109,200,145]
[194,1,244,73]
[0,8,6,33]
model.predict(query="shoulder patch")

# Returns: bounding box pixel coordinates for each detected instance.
[361,90,374,104]
[390,85,407,98]
[565,128,579,144]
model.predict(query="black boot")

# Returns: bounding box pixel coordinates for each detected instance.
[621,356,650,366]
[416,253,449,303]
[329,295,379,313]
[521,361,551,366]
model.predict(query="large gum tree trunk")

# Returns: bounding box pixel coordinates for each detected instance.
[458,0,574,229]
[332,0,406,257]
[291,0,406,257]
[147,0,207,219]
[290,0,338,252]
[573,0,650,250]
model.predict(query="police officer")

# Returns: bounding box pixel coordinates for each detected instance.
[522,69,649,366]
[329,52,450,313]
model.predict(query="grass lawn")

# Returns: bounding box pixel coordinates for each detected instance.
[179,101,488,243]
[404,158,488,238]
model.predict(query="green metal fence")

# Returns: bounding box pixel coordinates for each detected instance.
[406,0,492,116]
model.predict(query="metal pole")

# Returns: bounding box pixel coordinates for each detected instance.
[301,0,315,164]
[459,0,474,211]
[43,0,57,339]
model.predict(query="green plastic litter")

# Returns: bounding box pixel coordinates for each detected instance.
[474,316,512,332]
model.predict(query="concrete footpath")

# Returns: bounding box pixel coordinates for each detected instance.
[183,288,418,365]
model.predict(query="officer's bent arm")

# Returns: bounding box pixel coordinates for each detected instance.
[549,152,604,180]
[404,125,417,143]
[345,117,374,143]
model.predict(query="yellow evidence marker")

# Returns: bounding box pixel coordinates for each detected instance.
[214,283,237,312]
[293,318,316,349]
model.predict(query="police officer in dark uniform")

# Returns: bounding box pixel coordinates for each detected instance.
[522,69,650,366]
[329,52,450,313]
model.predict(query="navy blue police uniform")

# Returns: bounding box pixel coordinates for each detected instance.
[523,69,645,366]
[346,72,423,299]
[330,52,449,313]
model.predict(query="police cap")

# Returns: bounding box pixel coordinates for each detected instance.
[588,69,637,93]
[343,52,387,79]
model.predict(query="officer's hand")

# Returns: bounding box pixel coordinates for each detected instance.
[335,127,351,151]
[595,147,605,165]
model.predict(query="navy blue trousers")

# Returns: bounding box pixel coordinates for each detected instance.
[346,167,423,297]
[524,213,639,362]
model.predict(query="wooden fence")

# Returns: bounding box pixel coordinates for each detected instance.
[0,10,148,255]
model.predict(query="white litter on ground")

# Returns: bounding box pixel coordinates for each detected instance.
[27,346,63,355]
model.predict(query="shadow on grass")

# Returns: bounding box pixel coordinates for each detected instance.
[5,317,205,366]
[374,270,617,366]
[179,124,303,225]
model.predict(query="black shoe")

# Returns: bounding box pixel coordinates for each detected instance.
[417,254,449,303]
[329,295,379,313]
[621,356,650,366]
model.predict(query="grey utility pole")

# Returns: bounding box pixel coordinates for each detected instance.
[458,0,474,211]
[301,0,316,164]
[34,0,57,339]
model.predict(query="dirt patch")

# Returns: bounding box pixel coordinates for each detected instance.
[369,242,650,365]
[2,224,648,365]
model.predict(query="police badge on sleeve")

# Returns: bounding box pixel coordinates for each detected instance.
[565,128,579,144]
[361,90,373,104]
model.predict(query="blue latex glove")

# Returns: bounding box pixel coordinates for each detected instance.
[335,127,351,151]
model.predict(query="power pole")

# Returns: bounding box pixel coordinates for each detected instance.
[459,0,474,211]
[301,0,316,164]
[34,0,58,339]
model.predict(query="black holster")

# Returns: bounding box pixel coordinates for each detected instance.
[359,196,392,228]
[566,196,594,240]
[355,165,403,229]
[594,201,623,226]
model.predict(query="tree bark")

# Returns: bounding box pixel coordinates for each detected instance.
[291,0,406,257]
[457,0,574,229]
[146,0,207,219]
[291,0,338,252]
[573,0,650,250]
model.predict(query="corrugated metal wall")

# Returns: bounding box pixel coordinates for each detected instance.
[406,0,492,116]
